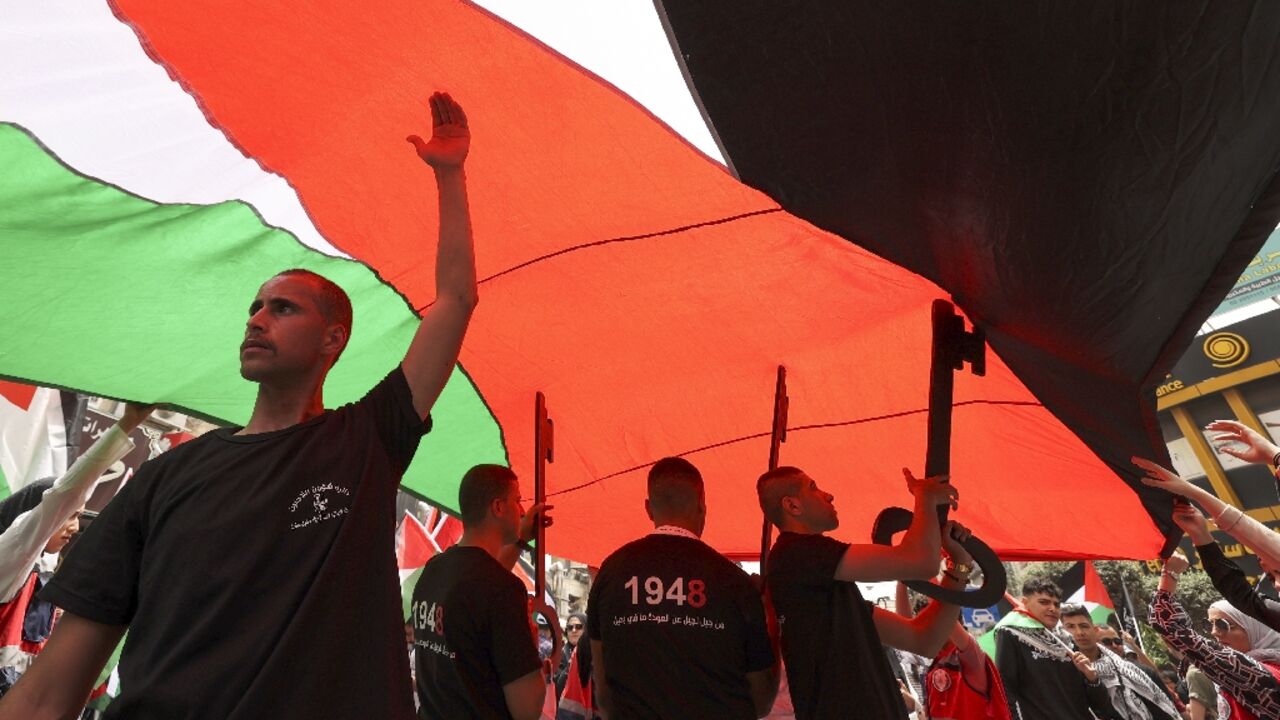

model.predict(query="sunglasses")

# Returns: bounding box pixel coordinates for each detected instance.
[1100,638,1124,647]
[566,624,584,631]
[1211,618,1240,634]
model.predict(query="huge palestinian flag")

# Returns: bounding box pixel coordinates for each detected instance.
[2,1,1184,566]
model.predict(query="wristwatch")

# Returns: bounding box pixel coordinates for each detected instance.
[947,559,974,576]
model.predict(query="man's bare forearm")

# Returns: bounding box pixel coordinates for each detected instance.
[908,574,965,656]
[434,167,477,308]
[0,614,124,720]
[896,494,944,578]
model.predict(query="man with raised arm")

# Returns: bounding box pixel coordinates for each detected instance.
[589,458,779,719]
[757,466,969,720]
[0,92,478,720]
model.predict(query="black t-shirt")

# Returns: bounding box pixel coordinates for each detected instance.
[765,531,906,720]
[42,368,430,720]
[994,626,1118,720]
[587,532,774,719]
[412,545,542,720]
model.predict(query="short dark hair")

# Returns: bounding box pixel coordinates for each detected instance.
[1059,604,1091,621]
[647,457,703,517]
[1021,578,1062,600]
[275,269,353,361]
[757,466,807,526]
[458,464,518,526]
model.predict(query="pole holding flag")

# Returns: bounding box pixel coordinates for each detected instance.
[1119,578,1146,654]
[759,366,789,574]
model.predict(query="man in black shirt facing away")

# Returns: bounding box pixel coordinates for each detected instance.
[996,580,1118,720]
[758,465,970,720]
[589,457,779,719]
[0,92,479,720]
[414,464,552,720]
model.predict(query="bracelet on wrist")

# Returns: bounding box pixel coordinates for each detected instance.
[1272,450,1280,467]
[1160,569,1182,581]
[1215,505,1245,532]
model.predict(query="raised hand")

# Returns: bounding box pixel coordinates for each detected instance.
[407,92,470,170]
[1120,630,1139,650]
[518,502,554,545]
[1170,501,1213,545]
[941,520,974,564]
[119,402,156,432]
[1070,651,1098,682]
[1206,419,1280,465]
[1131,457,1200,499]
[1165,550,1191,575]
[903,468,959,511]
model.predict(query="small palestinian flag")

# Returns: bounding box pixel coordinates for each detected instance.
[0,381,75,499]
[1062,560,1117,626]
[397,508,465,620]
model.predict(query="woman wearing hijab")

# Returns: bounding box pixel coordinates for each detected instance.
[0,403,150,699]
[1151,551,1280,720]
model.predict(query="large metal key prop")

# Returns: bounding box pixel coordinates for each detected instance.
[871,301,1007,608]
[759,366,789,573]
[530,392,562,659]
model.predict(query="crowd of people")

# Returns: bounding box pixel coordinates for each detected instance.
[0,93,1279,720]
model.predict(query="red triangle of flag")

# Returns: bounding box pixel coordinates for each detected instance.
[1084,560,1114,610]
[0,380,37,411]
[398,512,435,569]
[432,514,464,552]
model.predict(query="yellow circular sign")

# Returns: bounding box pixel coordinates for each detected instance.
[1203,331,1250,368]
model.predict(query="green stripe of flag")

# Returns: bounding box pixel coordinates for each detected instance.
[978,609,1044,659]
[0,122,505,509]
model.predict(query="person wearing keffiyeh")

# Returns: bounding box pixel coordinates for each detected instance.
[1060,604,1180,720]
[995,579,1119,719]
[1152,552,1280,720]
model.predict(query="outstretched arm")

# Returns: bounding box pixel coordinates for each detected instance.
[496,503,552,571]
[0,612,125,720]
[1207,419,1280,467]
[835,470,957,582]
[949,624,990,694]
[403,92,478,420]
[872,522,970,657]
[1134,457,1280,569]
[0,403,151,603]
[1173,502,1280,630]
[1151,554,1280,716]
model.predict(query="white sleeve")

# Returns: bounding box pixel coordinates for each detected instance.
[0,425,134,603]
